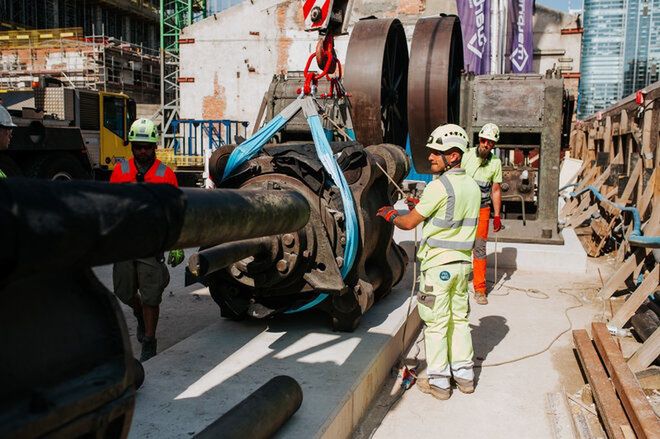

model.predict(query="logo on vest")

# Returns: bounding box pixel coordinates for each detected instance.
[439,271,451,281]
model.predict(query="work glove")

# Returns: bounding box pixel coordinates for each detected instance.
[405,196,420,211]
[167,249,185,267]
[493,216,502,232]
[376,206,399,224]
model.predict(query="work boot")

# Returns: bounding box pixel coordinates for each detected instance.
[134,311,145,343]
[474,292,488,305]
[454,377,475,394]
[140,337,157,362]
[417,378,451,400]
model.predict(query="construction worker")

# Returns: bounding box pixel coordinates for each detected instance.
[461,123,503,305]
[377,124,480,400]
[110,118,184,362]
[0,106,16,178]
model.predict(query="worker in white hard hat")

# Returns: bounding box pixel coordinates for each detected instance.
[461,122,503,305]
[377,124,481,400]
[0,105,17,178]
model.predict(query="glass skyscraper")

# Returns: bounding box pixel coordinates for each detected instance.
[578,0,659,118]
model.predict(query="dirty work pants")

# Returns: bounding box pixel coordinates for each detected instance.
[418,262,474,389]
[113,256,170,307]
[473,206,491,295]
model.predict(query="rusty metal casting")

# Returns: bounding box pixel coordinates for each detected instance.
[407,16,464,173]
[206,142,408,331]
[344,18,409,149]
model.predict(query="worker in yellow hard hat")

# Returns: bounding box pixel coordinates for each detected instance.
[461,123,503,305]
[377,123,481,400]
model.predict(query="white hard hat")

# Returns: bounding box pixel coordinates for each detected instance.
[0,105,16,128]
[479,123,500,142]
[426,124,469,154]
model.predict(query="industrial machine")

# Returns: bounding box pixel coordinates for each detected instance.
[459,72,571,244]
[185,11,465,330]
[1,82,136,180]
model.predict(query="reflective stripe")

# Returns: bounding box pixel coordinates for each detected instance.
[426,238,474,250]
[155,162,167,177]
[432,216,478,229]
[120,160,129,173]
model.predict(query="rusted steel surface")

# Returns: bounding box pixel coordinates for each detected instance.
[592,322,660,439]
[573,329,630,439]
[344,18,409,148]
[407,15,463,174]
[176,189,310,250]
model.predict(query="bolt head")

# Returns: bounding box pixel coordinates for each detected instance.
[282,233,295,246]
[276,259,289,272]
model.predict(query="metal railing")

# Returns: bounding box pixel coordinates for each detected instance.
[170,119,249,160]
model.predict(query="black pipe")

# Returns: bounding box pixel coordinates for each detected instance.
[188,237,273,277]
[194,376,303,439]
[175,189,309,249]
[0,179,310,281]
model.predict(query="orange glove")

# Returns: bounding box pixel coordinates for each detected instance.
[493,216,502,232]
[377,206,399,224]
[405,196,420,211]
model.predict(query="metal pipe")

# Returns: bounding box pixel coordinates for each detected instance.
[501,194,526,226]
[175,188,310,249]
[194,376,303,439]
[0,180,310,280]
[571,185,660,248]
[188,236,273,277]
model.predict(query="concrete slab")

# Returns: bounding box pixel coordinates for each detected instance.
[486,227,587,274]
[128,238,420,439]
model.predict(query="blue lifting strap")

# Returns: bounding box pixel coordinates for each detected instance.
[220,95,360,313]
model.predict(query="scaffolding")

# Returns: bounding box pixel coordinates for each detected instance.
[0,27,161,103]
[160,0,206,148]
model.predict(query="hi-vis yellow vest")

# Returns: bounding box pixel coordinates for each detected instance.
[415,168,481,271]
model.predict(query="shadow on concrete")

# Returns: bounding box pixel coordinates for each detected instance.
[471,315,510,383]
[485,247,518,289]
[127,262,417,438]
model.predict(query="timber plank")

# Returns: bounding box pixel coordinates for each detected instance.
[573,329,630,439]
[592,322,660,439]
[600,250,645,299]
[610,265,660,328]
[628,327,660,374]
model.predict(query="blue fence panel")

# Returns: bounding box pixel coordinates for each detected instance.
[170,119,249,159]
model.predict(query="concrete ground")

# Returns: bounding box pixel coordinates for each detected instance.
[354,258,613,439]
[93,249,220,357]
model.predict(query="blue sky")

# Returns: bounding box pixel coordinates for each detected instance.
[538,0,583,11]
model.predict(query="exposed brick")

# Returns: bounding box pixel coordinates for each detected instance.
[202,73,227,120]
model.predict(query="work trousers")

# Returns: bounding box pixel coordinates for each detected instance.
[473,206,491,294]
[418,262,474,388]
[113,256,170,307]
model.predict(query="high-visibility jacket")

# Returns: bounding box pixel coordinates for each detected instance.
[461,147,502,207]
[415,168,481,271]
[0,169,5,179]
[110,158,178,187]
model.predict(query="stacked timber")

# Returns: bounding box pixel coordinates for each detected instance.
[566,82,660,438]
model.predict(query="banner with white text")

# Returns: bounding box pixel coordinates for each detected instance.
[507,0,534,73]
[457,0,491,74]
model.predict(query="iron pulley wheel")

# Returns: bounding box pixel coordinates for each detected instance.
[344,18,409,148]
[407,15,464,174]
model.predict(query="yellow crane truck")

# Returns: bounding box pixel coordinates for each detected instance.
[1,85,136,180]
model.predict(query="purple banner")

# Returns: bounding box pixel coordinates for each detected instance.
[457,0,491,75]
[508,0,534,73]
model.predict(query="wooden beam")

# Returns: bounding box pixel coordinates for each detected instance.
[617,159,643,205]
[573,329,630,439]
[610,265,659,328]
[568,204,599,228]
[592,322,660,439]
[599,249,645,299]
[628,327,660,373]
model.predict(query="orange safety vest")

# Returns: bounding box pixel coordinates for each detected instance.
[110,158,178,187]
